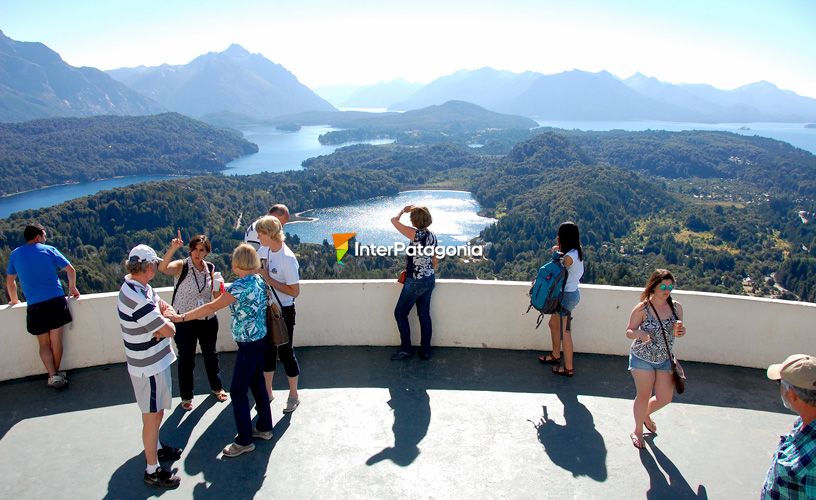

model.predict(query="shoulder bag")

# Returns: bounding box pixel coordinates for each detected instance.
[648,301,686,394]
[266,284,290,346]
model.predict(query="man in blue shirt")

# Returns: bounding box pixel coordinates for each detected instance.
[763,354,816,499]
[5,223,80,389]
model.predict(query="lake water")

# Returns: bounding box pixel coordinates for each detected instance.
[3,120,814,219]
[223,125,393,176]
[0,125,391,218]
[0,175,174,218]
[535,120,816,154]
[284,190,496,247]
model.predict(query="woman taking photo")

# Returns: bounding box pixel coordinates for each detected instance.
[255,216,301,414]
[625,269,686,449]
[390,205,437,361]
[159,231,227,410]
[538,221,584,377]
[167,244,274,458]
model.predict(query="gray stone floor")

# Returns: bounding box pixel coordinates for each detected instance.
[0,347,794,499]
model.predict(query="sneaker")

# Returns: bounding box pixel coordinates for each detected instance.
[390,351,413,361]
[47,375,65,389]
[157,443,183,461]
[143,466,180,488]
[283,397,300,414]
[222,442,255,458]
[252,428,274,440]
[58,371,68,383]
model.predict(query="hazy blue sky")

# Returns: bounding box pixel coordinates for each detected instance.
[2,0,815,97]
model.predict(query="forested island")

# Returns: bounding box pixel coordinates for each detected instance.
[0,113,258,195]
[1,128,815,303]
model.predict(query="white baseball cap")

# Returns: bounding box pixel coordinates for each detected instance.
[128,244,161,264]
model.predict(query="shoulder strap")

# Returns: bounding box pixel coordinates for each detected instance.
[171,260,189,306]
[268,283,284,308]
[648,301,675,359]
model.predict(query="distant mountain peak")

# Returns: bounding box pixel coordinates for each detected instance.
[223,43,251,58]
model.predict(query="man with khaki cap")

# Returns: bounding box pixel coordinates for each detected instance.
[761,354,816,498]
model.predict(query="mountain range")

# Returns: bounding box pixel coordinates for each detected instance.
[0,30,163,122]
[2,30,815,124]
[107,44,335,119]
[383,67,816,122]
[315,79,423,109]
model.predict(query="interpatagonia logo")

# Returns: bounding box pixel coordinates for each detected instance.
[332,233,356,264]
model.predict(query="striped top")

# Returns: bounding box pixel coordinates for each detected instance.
[117,276,177,377]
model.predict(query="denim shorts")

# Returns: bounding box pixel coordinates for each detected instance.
[558,290,580,317]
[628,352,673,372]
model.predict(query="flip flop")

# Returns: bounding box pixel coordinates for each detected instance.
[644,418,657,434]
[538,353,561,364]
[630,432,645,449]
[552,366,574,377]
[212,390,228,403]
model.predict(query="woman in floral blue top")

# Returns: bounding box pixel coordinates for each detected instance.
[168,244,273,458]
[390,205,438,361]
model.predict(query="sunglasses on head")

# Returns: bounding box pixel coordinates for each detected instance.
[659,284,674,291]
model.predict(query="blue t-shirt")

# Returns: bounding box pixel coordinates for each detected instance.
[226,274,267,343]
[6,243,70,305]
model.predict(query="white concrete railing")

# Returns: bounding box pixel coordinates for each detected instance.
[1,280,814,381]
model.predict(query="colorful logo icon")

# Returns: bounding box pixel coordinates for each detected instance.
[332,233,356,264]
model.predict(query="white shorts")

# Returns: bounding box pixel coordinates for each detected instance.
[129,367,172,413]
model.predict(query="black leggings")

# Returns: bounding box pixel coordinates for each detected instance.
[264,305,299,377]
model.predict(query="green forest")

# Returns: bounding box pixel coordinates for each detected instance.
[2,126,815,304]
[0,113,258,195]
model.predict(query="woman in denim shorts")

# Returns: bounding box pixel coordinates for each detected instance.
[625,269,686,449]
[537,222,584,377]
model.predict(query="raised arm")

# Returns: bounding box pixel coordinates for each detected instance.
[391,205,417,241]
[168,290,236,322]
[158,230,185,276]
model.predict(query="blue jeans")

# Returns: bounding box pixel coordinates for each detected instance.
[231,337,273,445]
[394,275,435,354]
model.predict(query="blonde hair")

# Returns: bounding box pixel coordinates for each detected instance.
[255,215,285,242]
[232,243,261,271]
[409,206,432,229]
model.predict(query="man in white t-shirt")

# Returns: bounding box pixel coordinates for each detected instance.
[244,204,290,249]
[255,215,302,414]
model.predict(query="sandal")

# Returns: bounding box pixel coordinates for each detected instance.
[537,353,561,364]
[630,432,645,449]
[212,390,228,403]
[644,418,657,434]
[181,400,193,411]
[552,366,574,377]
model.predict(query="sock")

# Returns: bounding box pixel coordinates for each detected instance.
[146,463,159,474]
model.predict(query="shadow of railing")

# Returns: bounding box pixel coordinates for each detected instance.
[0,346,785,443]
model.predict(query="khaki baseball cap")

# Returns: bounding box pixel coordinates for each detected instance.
[767,354,816,390]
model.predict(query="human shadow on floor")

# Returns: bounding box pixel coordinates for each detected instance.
[641,437,708,499]
[103,450,180,499]
[163,396,218,449]
[533,388,608,481]
[366,386,431,467]
[181,400,290,500]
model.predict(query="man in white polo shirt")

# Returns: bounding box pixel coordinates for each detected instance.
[117,244,182,489]
[244,204,290,249]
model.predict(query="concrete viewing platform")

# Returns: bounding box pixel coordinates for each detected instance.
[0,346,794,499]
